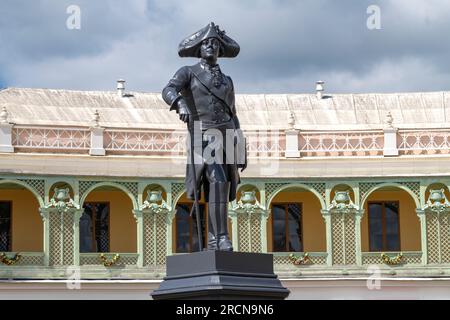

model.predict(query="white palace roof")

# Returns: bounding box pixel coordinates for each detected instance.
[1,87,450,130]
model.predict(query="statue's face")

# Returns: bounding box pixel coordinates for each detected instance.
[200,38,220,61]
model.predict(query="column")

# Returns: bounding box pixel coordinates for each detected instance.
[328,209,358,266]
[321,209,333,266]
[416,209,427,265]
[136,196,172,268]
[355,209,364,266]
[39,207,83,266]
[231,196,266,253]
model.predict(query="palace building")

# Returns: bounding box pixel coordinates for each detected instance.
[0,81,449,299]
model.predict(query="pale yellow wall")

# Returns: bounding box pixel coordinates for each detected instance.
[0,189,43,252]
[85,190,136,253]
[267,191,326,252]
[361,190,421,252]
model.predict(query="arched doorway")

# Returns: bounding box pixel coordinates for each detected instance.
[81,184,136,253]
[267,185,326,253]
[361,185,421,252]
[0,181,43,252]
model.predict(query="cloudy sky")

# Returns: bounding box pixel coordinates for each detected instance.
[0,0,449,94]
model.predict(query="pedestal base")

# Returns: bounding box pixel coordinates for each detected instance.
[151,251,289,300]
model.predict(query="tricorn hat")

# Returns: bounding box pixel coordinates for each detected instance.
[178,22,240,58]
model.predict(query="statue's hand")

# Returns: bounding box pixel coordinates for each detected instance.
[177,99,191,123]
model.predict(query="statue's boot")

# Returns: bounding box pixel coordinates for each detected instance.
[207,230,217,250]
[208,182,233,251]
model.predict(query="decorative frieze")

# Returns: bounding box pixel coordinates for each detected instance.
[12,126,91,151]
[3,122,450,157]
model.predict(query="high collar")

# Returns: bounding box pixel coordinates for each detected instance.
[200,60,220,71]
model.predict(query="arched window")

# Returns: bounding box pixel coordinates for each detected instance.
[362,186,421,252]
[267,186,325,253]
[271,203,303,252]
[0,183,42,252]
[0,201,12,251]
[81,185,136,253]
[80,202,110,253]
[368,201,400,252]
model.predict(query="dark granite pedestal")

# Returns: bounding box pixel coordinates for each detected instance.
[151,251,290,300]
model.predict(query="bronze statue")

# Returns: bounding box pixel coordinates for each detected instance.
[162,22,246,251]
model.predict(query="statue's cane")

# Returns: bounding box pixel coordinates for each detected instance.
[188,118,203,251]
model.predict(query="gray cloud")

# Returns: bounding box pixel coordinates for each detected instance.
[0,0,450,94]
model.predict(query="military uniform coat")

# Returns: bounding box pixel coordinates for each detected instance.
[162,62,242,202]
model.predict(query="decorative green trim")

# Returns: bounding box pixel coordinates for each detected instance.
[170,182,185,206]
[73,210,83,266]
[229,207,239,251]
[416,209,428,265]
[321,209,333,266]
[399,181,421,201]
[360,181,421,208]
[18,178,45,199]
[2,175,450,278]
[79,181,138,210]
[266,182,326,210]
[260,209,269,253]
[0,179,45,206]
[40,208,50,266]
[134,210,144,267]
[355,211,363,266]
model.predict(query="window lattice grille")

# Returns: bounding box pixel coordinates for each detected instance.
[331,213,357,265]
[171,183,185,205]
[62,212,74,265]
[426,212,450,264]
[143,213,168,266]
[237,213,262,253]
[49,212,62,265]
[265,183,289,202]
